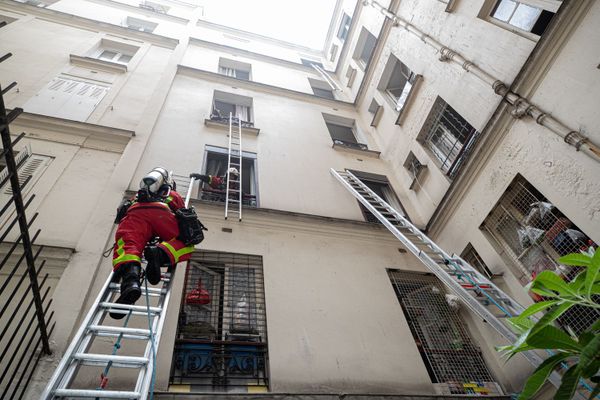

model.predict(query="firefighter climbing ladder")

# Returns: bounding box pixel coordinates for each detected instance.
[225,112,242,221]
[40,179,196,399]
[330,169,567,388]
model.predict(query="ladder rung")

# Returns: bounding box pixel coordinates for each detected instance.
[100,302,162,314]
[92,331,152,341]
[88,325,151,337]
[73,353,148,368]
[228,199,240,203]
[54,389,141,398]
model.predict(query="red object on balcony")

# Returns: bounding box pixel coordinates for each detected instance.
[186,279,210,305]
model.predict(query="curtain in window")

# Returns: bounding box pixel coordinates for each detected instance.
[206,155,227,177]
[236,105,250,122]
[219,67,236,77]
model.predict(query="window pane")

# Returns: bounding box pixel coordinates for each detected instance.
[214,100,235,117]
[99,50,117,61]
[313,87,335,99]
[118,54,132,64]
[326,122,356,143]
[360,32,377,64]
[510,3,542,31]
[236,70,250,80]
[492,0,516,22]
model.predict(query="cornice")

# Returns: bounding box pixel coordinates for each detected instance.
[177,64,355,109]
[69,54,128,74]
[0,0,180,49]
[188,37,330,74]
[12,111,134,153]
[88,0,189,24]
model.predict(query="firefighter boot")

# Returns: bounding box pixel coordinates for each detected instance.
[144,245,171,285]
[110,262,142,319]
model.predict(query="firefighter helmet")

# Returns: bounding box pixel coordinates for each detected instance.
[228,167,239,177]
[140,167,173,198]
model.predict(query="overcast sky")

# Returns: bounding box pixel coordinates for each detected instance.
[201,0,338,49]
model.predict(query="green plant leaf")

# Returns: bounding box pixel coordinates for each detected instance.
[572,271,588,293]
[593,248,600,267]
[529,302,575,337]
[526,325,582,352]
[581,360,600,380]
[579,335,600,378]
[532,271,579,297]
[585,261,600,299]
[514,300,561,321]
[588,319,600,333]
[554,364,582,400]
[517,352,571,400]
[559,253,592,267]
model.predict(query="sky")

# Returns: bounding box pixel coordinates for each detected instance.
[201,0,338,49]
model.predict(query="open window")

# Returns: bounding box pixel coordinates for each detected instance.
[198,146,258,207]
[218,58,251,81]
[349,170,408,223]
[378,55,420,123]
[461,243,494,279]
[482,0,558,38]
[352,27,377,69]
[323,113,368,151]
[336,13,352,41]
[417,96,480,179]
[403,151,427,191]
[308,78,335,100]
[210,90,254,128]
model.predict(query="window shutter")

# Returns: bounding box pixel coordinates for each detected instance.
[3,154,52,195]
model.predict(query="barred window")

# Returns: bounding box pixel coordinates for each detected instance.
[388,271,500,395]
[481,174,599,335]
[418,97,479,179]
[171,251,268,391]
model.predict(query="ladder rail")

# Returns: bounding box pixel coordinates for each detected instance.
[224,112,233,220]
[238,117,242,221]
[330,168,564,387]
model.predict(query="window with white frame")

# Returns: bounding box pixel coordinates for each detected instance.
[124,16,158,33]
[481,174,599,335]
[92,40,139,65]
[308,78,335,100]
[23,76,110,122]
[417,97,480,179]
[485,0,558,37]
[403,151,426,191]
[300,58,323,68]
[218,58,251,81]
[322,114,367,151]
[352,27,377,68]
[378,55,419,120]
[367,99,383,127]
[139,0,170,14]
[336,13,352,41]
[329,44,339,62]
[210,90,254,127]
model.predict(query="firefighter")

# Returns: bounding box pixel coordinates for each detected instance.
[189,167,239,191]
[111,167,195,319]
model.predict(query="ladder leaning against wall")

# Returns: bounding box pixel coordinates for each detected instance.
[330,168,595,398]
[225,112,243,221]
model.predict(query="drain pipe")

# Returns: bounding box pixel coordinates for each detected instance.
[362,0,600,162]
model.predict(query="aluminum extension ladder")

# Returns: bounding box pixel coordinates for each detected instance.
[40,178,196,399]
[330,169,563,388]
[225,112,242,221]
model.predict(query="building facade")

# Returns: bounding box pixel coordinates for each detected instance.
[0,0,598,398]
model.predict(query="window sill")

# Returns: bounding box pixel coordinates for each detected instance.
[69,54,128,73]
[204,118,260,136]
[332,141,380,158]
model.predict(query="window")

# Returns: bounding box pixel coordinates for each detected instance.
[124,16,158,33]
[89,39,139,65]
[23,76,109,122]
[300,58,323,68]
[329,44,339,62]
[322,114,367,151]
[171,251,268,391]
[461,244,494,279]
[14,0,50,6]
[403,152,426,191]
[349,170,408,223]
[218,58,251,81]
[418,97,480,179]
[378,55,419,120]
[367,99,383,127]
[352,28,377,68]
[336,13,352,41]
[308,79,335,100]
[481,174,599,334]
[0,15,16,28]
[198,146,258,207]
[388,271,499,395]
[345,66,357,88]
[488,0,556,36]
[139,0,169,14]
[210,91,254,128]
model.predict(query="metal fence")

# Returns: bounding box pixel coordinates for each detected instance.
[482,174,599,335]
[388,270,501,396]
[0,53,54,400]
[170,251,268,391]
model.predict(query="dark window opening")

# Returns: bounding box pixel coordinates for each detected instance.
[199,151,257,207]
[349,171,408,224]
[312,87,335,100]
[337,13,352,41]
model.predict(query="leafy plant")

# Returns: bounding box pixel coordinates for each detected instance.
[497,248,600,400]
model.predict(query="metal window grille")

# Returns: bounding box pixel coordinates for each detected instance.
[171,251,268,391]
[482,175,599,335]
[461,244,494,280]
[387,270,499,395]
[420,97,480,179]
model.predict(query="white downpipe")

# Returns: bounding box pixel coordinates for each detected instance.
[362,0,600,162]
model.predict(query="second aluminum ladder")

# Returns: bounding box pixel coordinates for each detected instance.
[225,113,242,221]
[330,168,564,388]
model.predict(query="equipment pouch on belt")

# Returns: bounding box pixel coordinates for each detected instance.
[175,207,207,245]
[114,199,133,224]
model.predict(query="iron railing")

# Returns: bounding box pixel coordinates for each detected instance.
[0,52,54,400]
